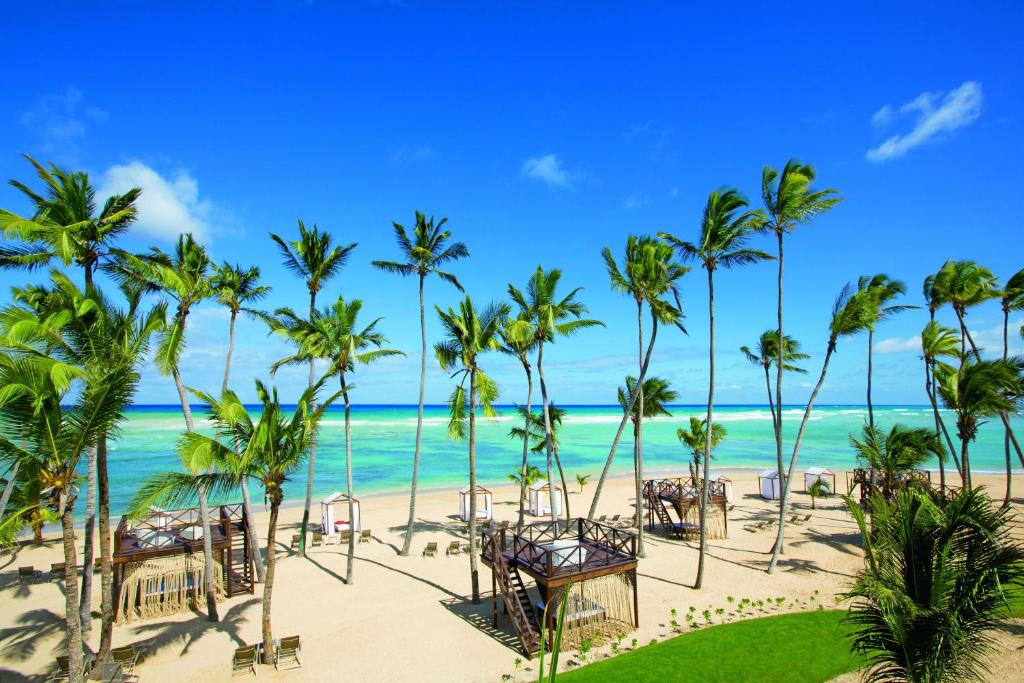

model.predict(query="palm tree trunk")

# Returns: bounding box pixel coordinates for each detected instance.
[79,447,96,634]
[926,359,962,477]
[0,462,19,520]
[634,300,646,557]
[468,368,480,604]
[588,315,658,518]
[401,274,427,556]
[553,445,571,523]
[96,436,113,662]
[261,498,280,664]
[925,363,947,491]
[61,492,84,683]
[695,270,714,589]
[961,435,972,491]
[773,232,786,552]
[516,360,533,534]
[240,480,265,583]
[1003,308,1012,506]
[763,365,777,436]
[767,340,835,574]
[341,374,356,583]
[299,290,318,557]
[536,340,559,530]
[866,329,874,429]
[221,309,237,396]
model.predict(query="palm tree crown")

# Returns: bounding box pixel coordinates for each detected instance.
[659,187,771,273]
[740,331,810,374]
[850,424,945,498]
[371,211,469,287]
[211,262,270,317]
[509,266,604,344]
[270,220,356,297]
[601,235,688,326]
[617,375,678,426]
[757,160,842,236]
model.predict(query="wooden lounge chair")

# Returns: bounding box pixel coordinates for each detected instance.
[609,514,622,526]
[727,504,735,512]
[275,635,302,671]
[290,534,301,551]
[50,563,67,581]
[358,529,371,543]
[94,558,103,573]
[18,566,41,584]
[111,645,142,675]
[231,645,258,677]
[49,654,93,682]
[800,514,811,523]
[311,532,323,547]
[339,529,352,543]
[445,540,461,556]
[595,515,607,523]
[422,542,438,558]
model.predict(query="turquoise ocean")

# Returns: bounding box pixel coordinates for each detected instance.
[103,405,1022,517]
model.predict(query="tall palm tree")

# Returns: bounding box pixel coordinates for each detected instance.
[270,296,403,582]
[107,233,221,619]
[767,283,869,573]
[371,211,468,556]
[435,296,507,603]
[740,331,809,433]
[999,268,1024,504]
[0,154,141,290]
[592,237,687,548]
[499,315,537,531]
[270,220,356,556]
[618,376,678,532]
[756,160,841,545]
[662,187,770,588]
[850,424,945,500]
[676,417,727,482]
[136,380,339,664]
[856,274,914,428]
[209,261,270,583]
[920,320,962,489]
[509,404,572,521]
[843,487,1024,682]
[934,357,1024,491]
[510,267,603,530]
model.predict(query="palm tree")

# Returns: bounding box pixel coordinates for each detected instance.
[920,319,962,489]
[136,380,339,664]
[499,314,537,532]
[270,296,403,583]
[856,274,914,428]
[756,160,841,546]
[740,331,809,433]
[999,268,1024,504]
[934,357,1024,491]
[593,237,687,547]
[676,416,727,482]
[510,267,603,530]
[0,154,141,290]
[508,464,543,487]
[850,424,945,500]
[372,212,468,556]
[767,283,869,573]
[807,478,828,511]
[509,403,573,521]
[661,187,770,588]
[575,474,590,493]
[843,487,1024,682]
[270,220,356,556]
[435,296,507,603]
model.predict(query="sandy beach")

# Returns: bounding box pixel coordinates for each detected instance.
[2,472,1021,682]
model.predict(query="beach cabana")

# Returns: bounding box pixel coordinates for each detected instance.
[529,481,564,517]
[320,492,361,538]
[642,477,728,539]
[804,467,835,494]
[711,473,734,503]
[758,469,783,500]
[458,485,493,522]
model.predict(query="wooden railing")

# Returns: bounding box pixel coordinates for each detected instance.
[643,477,725,502]
[486,518,637,579]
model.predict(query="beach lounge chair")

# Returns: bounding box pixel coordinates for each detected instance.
[49,654,93,682]
[290,534,301,551]
[311,532,323,547]
[358,529,371,544]
[609,514,621,526]
[94,558,103,573]
[801,514,811,523]
[111,645,142,675]
[231,645,258,677]
[595,514,607,523]
[422,542,438,558]
[445,541,461,556]
[275,635,302,671]
[18,566,41,584]
[727,505,735,512]
[339,529,352,543]
[50,563,67,581]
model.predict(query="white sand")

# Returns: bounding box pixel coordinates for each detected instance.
[1,472,1021,682]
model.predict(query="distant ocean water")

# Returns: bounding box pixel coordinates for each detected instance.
[99,404,1022,517]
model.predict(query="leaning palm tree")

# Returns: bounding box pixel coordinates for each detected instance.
[920,319,962,490]
[934,357,1024,491]
[856,274,914,428]
[435,296,507,603]
[999,268,1024,504]
[510,267,603,530]
[843,487,1024,682]
[676,416,727,483]
[592,237,687,548]
[756,160,841,543]
[270,296,403,583]
[270,220,356,556]
[372,211,468,556]
[740,331,809,434]
[850,424,945,500]
[499,314,537,532]
[138,379,339,664]
[0,154,140,290]
[767,283,870,573]
[661,187,770,587]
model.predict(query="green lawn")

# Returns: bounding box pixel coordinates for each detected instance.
[557,610,861,683]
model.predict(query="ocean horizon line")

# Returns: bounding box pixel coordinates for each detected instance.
[124,402,934,409]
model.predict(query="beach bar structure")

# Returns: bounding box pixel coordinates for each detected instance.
[458,485,493,522]
[112,503,254,623]
[642,477,728,540]
[847,467,954,506]
[482,518,639,657]
[758,469,784,500]
[804,467,836,494]
[528,481,564,517]
[321,492,361,539]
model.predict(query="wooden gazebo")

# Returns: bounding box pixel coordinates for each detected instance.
[112,503,254,623]
[848,468,957,506]
[642,477,728,539]
[482,518,638,656]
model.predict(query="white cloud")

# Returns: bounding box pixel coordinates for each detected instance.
[521,153,572,188]
[97,162,215,242]
[391,145,435,164]
[866,81,982,163]
[20,87,106,162]
[874,335,921,354]
[970,317,1024,356]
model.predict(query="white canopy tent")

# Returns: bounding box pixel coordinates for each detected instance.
[804,467,836,494]
[529,481,564,517]
[712,473,734,503]
[458,485,493,522]
[320,492,361,538]
[758,470,783,500]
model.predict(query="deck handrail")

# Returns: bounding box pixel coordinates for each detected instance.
[486,518,637,579]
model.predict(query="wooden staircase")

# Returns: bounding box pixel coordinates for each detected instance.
[223,513,254,596]
[646,488,683,539]
[493,551,541,656]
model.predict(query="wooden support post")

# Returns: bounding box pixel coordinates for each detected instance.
[632,568,640,627]
[492,570,498,628]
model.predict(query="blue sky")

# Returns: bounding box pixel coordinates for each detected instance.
[1,1,1021,406]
